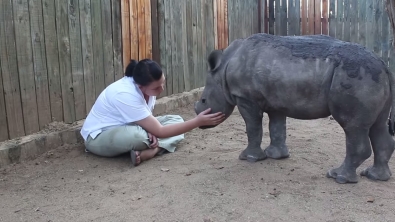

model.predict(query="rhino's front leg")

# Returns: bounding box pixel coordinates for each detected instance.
[265,112,290,159]
[237,98,267,162]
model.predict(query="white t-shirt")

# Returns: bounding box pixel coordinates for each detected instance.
[80,76,156,141]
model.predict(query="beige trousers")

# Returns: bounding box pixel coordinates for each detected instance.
[84,115,185,157]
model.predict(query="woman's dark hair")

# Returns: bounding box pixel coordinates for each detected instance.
[124,59,163,86]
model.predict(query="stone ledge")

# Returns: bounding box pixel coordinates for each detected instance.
[0,87,204,168]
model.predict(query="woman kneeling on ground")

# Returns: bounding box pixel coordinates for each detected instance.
[80,59,225,166]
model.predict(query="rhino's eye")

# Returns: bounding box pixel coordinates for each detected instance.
[202,99,206,103]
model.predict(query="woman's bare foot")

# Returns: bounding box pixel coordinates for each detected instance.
[133,148,163,166]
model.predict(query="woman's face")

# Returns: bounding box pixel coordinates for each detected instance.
[139,74,165,97]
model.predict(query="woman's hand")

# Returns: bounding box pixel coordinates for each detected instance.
[148,132,159,148]
[195,108,226,126]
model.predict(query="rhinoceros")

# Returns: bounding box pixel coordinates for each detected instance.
[194,33,395,184]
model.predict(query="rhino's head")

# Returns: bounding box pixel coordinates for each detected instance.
[194,50,236,129]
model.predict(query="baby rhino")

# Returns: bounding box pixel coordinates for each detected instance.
[194,33,395,184]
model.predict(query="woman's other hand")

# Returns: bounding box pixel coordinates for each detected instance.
[148,132,159,148]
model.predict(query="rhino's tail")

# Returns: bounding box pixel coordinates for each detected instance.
[388,68,395,136]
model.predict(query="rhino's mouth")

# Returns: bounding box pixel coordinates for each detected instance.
[199,125,216,129]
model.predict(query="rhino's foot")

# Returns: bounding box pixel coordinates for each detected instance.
[264,145,290,159]
[326,167,359,184]
[360,165,392,181]
[239,148,267,162]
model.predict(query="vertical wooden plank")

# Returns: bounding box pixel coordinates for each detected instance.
[262,0,269,33]
[29,0,52,128]
[151,0,160,63]
[358,0,366,46]
[280,0,287,35]
[181,0,188,92]
[196,0,203,88]
[329,0,336,37]
[308,0,314,35]
[177,0,184,93]
[184,0,193,92]
[218,0,224,47]
[56,0,76,123]
[164,0,173,95]
[288,0,296,35]
[14,0,40,133]
[157,0,168,96]
[253,0,259,33]
[137,0,146,60]
[199,0,207,86]
[381,2,390,67]
[102,0,115,87]
[373,0,382,54]
[343,0,350,41]
[192,0,198,90]
[42,0,63,122]
[0,38,8,141]
[349,0,358,42]
[366,0,375,51]
[322,0,328,35]
[130,0,139,60]
[213,0,218,49]
[258,0,262,32]
[259,0,266,33]
[205,0,215,61]
[91,0,105,98]
[79,0,95,113]
[314,0,321,34]
[68,0,86,120]
[0,0,25,138]
[121,0,130,70]
[170,0,178,93]
[0,55,8,141]
[224,0,228,47]
[275,0,280,35]
[288,0,294,35]
[112,0,123,80]
[145,0,152,59]
[336,0,343,40]
[294,0,301,35]
[200,0,206,88]
[268,0,274,34]
[301,0,307,35]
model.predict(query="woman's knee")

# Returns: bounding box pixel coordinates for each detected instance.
[126,127,150,151]
[159,115,184,124]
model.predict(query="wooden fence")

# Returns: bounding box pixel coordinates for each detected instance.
[0,0,123,142]
[0,0,394,143]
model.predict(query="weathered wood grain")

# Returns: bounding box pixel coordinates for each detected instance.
[102,0,115,87]
[29,0,52,128]
[79,0,95,113]
[68,0,86,120]
[91,0,105,98]
[43,0,63,122]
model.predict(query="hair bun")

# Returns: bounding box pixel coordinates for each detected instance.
[125,60,138,77]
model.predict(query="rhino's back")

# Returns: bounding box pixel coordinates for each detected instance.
[235,33,386,83]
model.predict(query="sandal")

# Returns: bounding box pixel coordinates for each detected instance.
[130,151,140,167]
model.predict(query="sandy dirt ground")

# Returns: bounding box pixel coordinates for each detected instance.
[1,105,395,222]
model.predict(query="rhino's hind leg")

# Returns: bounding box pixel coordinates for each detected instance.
[237,98,267,162]
[361,106,395,181]
[326,128,372,183]
[264,112,290,159]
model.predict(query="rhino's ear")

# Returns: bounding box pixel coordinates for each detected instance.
[207,50,223,72]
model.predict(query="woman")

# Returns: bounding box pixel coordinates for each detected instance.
[80,59,224,166]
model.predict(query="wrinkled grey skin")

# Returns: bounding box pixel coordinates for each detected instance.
[194,33,395,184]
